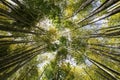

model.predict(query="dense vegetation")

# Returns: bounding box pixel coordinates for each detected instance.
[0,0,120,80]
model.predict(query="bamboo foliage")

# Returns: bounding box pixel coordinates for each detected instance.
[0,0,120,80]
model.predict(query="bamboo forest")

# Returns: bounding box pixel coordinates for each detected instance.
[0,0,120,80]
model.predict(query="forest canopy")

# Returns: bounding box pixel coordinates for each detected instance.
[0,0,120,80]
